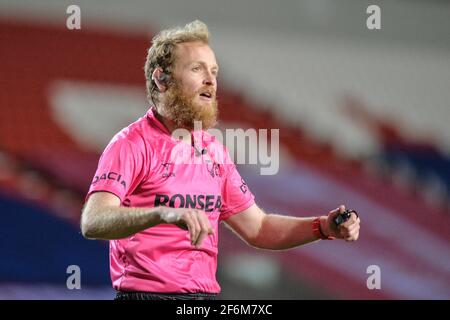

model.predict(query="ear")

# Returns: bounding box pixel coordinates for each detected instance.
[152,67,167,92]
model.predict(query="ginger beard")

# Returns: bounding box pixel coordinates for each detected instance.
[162,80,218,131]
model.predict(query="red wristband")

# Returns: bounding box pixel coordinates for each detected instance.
[313,217,334,240]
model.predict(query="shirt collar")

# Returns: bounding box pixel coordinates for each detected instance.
[146,106,216,148]
[146,106,171,136]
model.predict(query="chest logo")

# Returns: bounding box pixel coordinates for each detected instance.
[206,160,221,178]
[161,162,176,178]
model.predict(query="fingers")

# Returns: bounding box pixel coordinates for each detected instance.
[162,208,214,247]
[339,213,361,241]
[329,205,346,219]
[340,212,360,229]
[340,228,358,241]
[180,209,214,248]
[194,212,214,248]
[344,227,359,241]
[188,210,202,246]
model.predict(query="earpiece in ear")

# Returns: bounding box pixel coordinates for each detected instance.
[158,73,169,83]
[152,68,170,92]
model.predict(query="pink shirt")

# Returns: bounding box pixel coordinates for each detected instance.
[86,107,255,293]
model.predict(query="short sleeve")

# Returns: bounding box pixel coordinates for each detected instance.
[220,157,255,222]
[86,137,144,203]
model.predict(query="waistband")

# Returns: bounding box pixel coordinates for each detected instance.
[115,290,217,301]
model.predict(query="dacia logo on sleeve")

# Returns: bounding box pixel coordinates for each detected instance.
[92,172,127,189]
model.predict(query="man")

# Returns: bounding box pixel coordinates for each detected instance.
[81,20,360,300]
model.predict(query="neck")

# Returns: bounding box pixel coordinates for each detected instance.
[154,107,193,144]
[154,108,176,133]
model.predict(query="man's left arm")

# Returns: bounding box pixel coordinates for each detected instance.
[224,204,360,250]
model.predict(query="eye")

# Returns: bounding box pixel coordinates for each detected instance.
[192,66,201,72]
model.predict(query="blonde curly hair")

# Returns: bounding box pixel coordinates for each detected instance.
[144,20,210,105]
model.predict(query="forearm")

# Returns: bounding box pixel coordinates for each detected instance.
[251,214,326,250]
[81,206,163,240]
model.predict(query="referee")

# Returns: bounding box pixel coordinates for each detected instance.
[81,20,361,300]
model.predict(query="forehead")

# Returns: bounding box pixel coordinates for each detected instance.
[174,41,217,66]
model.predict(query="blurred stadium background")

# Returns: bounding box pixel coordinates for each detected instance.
[0,0,449,299]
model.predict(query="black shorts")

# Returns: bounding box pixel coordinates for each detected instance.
[115,291,217,301]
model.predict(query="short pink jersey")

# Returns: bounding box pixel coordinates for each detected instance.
[86,107,255,293]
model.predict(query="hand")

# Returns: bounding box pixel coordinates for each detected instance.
[159,207,214,247]
[321,205,361,241]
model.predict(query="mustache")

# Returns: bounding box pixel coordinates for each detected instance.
[197,88,216,97]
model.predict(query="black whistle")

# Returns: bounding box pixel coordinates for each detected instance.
[334,209,358,226]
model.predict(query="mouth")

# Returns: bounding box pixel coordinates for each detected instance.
[199,91,213,101]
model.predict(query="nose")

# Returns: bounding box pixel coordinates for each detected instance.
[203,71,216,87]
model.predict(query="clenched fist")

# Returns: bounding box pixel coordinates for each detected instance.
[321,205,361,241]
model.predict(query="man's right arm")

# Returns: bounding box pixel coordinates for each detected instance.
[81,192,213,245]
